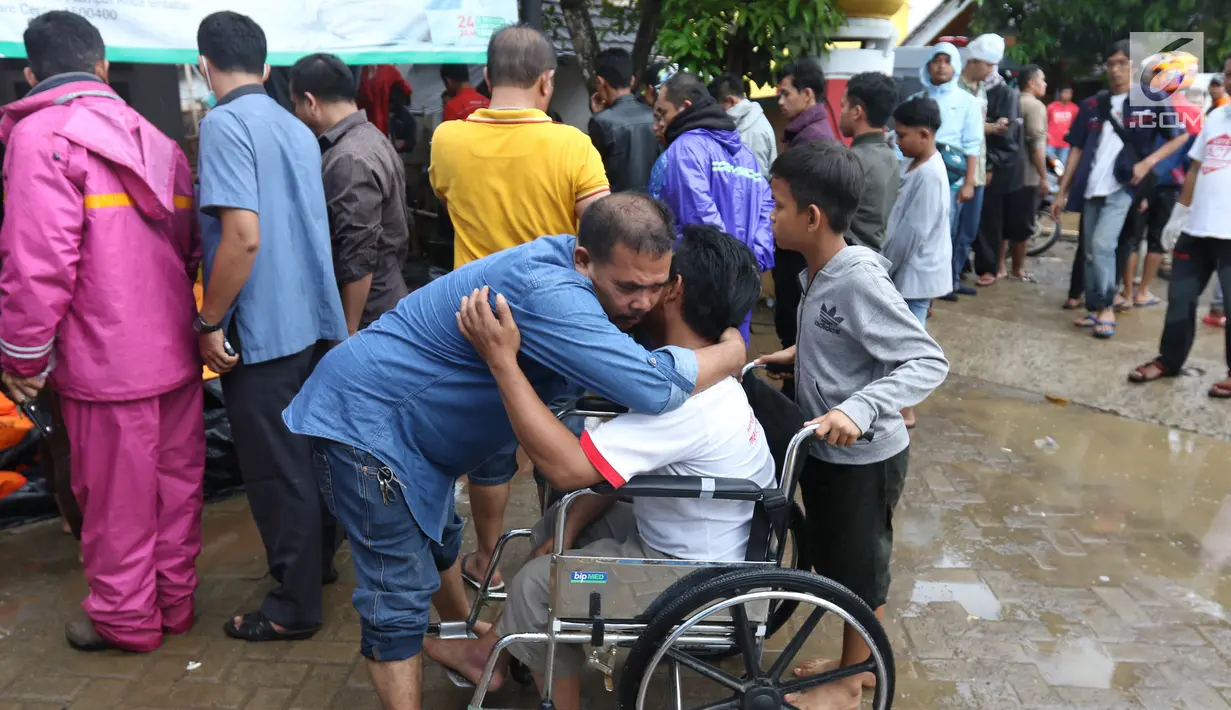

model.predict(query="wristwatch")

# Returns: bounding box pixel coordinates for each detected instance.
[194,314,223,334]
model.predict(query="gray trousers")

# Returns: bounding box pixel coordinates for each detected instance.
[496,502,671,676]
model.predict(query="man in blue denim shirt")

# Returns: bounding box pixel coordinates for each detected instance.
[282,194,746,709]
[1052,40,1188,339]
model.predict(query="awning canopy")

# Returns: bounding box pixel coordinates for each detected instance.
[0,1,517,65]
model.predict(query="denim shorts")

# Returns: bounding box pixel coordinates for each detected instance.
[465,440,519,487]
[311,439,463,662]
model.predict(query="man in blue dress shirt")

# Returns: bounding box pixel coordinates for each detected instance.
[195,11,348,643]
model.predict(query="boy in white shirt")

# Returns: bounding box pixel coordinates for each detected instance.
[881,96,953,428]
[1129,55,1231,398]
[424,225,774,710]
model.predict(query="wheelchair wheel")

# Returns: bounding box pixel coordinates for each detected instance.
[678,502,811,661]
[617,568,894,710]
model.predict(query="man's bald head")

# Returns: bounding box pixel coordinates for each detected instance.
[486,25,556,89]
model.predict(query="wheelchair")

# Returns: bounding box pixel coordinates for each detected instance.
[431,363,896,709]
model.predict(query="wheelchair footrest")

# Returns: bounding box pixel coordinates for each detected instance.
[446,668,475,689]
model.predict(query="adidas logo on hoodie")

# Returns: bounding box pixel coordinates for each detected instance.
[815,304,844,334]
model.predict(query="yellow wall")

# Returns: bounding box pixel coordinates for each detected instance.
[891,1,910,44]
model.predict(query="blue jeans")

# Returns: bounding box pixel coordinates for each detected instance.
[1052,146,1070,166]
[905,298,930,327]
[1214,279,1224,311]
[950,185,986,287]
[1080,189,1133,312]
[312,439,463,661]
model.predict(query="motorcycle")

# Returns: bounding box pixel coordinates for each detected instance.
[1027,153,1066,256]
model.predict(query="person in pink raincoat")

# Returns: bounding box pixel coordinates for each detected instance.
[0,11,204,653]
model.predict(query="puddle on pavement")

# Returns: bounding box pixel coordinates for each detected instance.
[921,381,1231,611]
[908,580,1002,620]
[1032,637,1116,689]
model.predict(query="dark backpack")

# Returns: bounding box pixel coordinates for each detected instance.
[985,82,1021,174]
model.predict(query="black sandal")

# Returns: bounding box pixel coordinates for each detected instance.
[223,611,320,642]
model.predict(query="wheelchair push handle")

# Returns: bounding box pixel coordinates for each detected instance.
[741,361,792,378]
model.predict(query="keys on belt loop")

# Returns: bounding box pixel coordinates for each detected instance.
[377,467,398,505]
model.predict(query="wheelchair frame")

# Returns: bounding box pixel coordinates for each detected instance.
[434,364,895,710]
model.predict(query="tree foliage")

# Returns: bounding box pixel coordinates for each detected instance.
[973,0,1231,77]
[655,0,846,85]
[543,0,844,91]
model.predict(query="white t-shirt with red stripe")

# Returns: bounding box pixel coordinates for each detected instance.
[580,378,776,561]
[1188,105,1231,240]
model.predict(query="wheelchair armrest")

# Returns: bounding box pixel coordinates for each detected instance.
[591,474,764,502]
[572,395,629,416]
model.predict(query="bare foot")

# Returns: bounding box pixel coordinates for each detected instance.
[60,518,72,535]
[423,636,504,692]
[794,658,877,689]
[785,676,863,710]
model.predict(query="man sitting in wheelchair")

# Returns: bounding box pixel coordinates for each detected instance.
[425,225,774,709]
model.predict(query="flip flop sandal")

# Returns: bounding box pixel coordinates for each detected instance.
[1062,300,1083,310]
[975,274,997,287]
[461,552,505,593]
[1074,314,1098,328]
[1203,314,1227,328]
[1113,301,1133,313]
[1210,381,1231,399]
[1010,272,1038,283]
[1134,296,1162,307]
[1128,360,1173,384]
[223,611,320,642]
[1092,320,1116,339]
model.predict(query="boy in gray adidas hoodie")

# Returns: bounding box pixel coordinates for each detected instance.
[759,141,949,708]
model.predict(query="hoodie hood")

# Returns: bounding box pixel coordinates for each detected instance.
[919,43,963,96]
[784,103,837,147]
[818,245,893,279]
[0,79,179,222]
[665,97,738,148]
[727,99,766,133]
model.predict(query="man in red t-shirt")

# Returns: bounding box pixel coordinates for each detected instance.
[441,64,489,122]
[1047,86,1078,164]
[357,64,412,136]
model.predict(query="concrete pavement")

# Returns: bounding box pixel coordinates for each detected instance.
[0,241,1228,709]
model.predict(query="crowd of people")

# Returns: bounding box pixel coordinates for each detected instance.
[0,7,1227,710]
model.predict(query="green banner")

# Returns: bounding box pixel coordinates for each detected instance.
[0,1,516,65]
